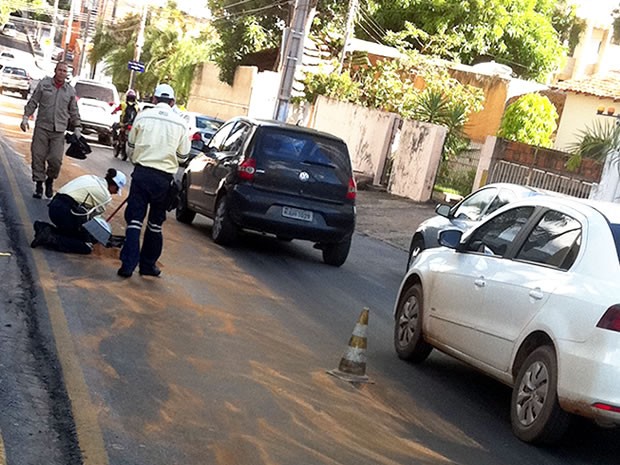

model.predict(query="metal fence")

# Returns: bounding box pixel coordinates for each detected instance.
[489,160,596,198]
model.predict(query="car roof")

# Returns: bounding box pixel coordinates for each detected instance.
[72,78,117,88]
[230,117,348,143]
[497,193,620,223]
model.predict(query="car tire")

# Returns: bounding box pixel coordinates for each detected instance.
[212,194,238,245]
[394,283,433,362]
[407,237,425,270]
[98,133,113,146]
[510,345,571,444]
[322,237,351,267]
[21,91,28,99]
[175,179,195,225]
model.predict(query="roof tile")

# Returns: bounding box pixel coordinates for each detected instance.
[551,72,620,101]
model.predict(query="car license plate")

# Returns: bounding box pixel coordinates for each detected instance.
[282,206,313,222]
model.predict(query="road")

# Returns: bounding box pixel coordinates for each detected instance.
[0,72,618,464]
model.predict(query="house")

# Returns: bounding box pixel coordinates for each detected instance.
[551,71,620,151]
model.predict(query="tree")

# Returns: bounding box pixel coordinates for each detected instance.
[90,2,217,104]
[497,93,558,148]
[365,0,578,81]
[207,0,348,84]
[566,120,620,170]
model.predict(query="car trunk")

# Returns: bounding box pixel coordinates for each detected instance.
[250,127,352,205]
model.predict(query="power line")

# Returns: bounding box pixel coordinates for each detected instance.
[210,0,291,22]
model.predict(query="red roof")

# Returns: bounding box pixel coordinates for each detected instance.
[551,72,620,101]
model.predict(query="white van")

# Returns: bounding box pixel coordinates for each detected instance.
[72,79,120,145]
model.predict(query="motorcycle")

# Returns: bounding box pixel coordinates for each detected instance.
[112,123,132,161]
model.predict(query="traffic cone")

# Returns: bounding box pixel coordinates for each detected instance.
[327,308,373,384]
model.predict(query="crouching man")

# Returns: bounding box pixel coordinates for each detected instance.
[31,168,127,254]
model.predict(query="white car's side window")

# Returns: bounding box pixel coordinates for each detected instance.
[453,188,497,221]
[515,210,581,270]
[465,206,535,257]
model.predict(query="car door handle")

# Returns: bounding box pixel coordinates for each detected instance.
[474,278,486,288]
[529,288,544,300]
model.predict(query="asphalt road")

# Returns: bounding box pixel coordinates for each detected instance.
[0,79,618,464]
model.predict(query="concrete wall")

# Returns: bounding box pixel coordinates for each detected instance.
[247,70,279,119]
[309,96,399,184]
[187,63,257,120]
[554,93,617,151]
[389,121,448,202]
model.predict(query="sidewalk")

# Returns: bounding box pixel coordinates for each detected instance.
[354,188,436,251]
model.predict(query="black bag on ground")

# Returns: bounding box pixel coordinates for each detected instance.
[64,133,92,160]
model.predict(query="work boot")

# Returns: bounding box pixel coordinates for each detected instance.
[117,266,133,278]
[30,223,54,248]
[33,181,43,199]
[139,265,161,277]
[44,178,54,198]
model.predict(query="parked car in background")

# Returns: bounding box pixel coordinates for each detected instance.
[394,195,620,444]
[1,22,17,38]
[0,65,31,99]
[176,117,357,266]
[406,183,546,270]
[182,112,224,144]
[72,78,120,145]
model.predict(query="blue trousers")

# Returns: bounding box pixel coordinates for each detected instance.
[45,194,93,254]
[120,165,172,273]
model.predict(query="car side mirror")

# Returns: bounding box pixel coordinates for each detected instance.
[438,229,462,249]
[191,139,204,152]
[435,204,452,218]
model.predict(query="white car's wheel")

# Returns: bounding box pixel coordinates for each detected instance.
[511,345,571,444]
[394,283,432,362]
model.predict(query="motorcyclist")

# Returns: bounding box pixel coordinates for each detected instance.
[112,90,138,160]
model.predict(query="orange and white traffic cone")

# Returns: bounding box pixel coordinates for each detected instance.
[327,308,373,384]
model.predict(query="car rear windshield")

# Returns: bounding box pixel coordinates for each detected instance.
[254,128,351,173]
[196,116,222,132]
[74,82,114,102]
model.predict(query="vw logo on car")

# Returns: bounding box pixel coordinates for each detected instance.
[298,171,310,182]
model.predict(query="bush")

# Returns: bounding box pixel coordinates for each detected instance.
[435,162,476,196]
[498,93,558,148]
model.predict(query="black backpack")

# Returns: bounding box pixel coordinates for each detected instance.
[123,103,138,125]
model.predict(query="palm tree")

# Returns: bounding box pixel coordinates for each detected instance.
[566,119,620,170]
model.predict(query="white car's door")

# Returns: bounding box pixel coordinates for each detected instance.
[479,209,582,371]
[428,206,537,362]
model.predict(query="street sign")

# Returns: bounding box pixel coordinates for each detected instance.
[127,60,145,73]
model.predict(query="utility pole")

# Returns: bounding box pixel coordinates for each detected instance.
[77,0,94,77]
[128,2,147,91]
[338,0,358,72]
[64,0,75,59]
[45,0,60,66]
[273,0,311,122]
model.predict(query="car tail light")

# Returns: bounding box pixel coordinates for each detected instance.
[346,176,357,200]
[597,305,620,332]
[592,402,620,413]
[191,132,202,141]
[238,158,256,181]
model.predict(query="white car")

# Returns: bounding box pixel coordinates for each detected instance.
[394,195,620,444]
[1,23,17,38]
[72,79,120,145]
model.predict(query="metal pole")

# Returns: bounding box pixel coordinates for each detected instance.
[128,2,147,91]
[77,0,93,77]
[273,0,311,122]
[64,0,75,59]
[338,0,358,72]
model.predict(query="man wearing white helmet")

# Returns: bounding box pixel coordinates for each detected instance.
[118,83,190,278]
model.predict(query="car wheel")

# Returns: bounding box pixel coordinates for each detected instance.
[21,91,28,99]
[175,179,195,224]
[407,237,425,270]
[322,237,351,267]
[394,283,433,362]
[212,194,238,245]
[511,345,571,444]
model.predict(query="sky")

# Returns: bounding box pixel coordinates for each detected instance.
[570,0,617,23]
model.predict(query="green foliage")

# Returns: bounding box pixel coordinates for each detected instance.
[90,2,217,104]
[566,120,620,170]
[435,162,476,196]
[497,93,558,148]
[207,0,347,84]
[299,53,484,160]
[367,0,575,81]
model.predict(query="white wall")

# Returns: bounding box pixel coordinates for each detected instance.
[389,120,447,202]
[247,71,279,120]
[309,96,398,182]
[554,93,618,151]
